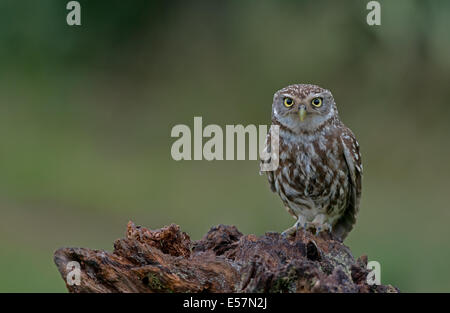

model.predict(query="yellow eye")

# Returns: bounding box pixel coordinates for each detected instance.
[283,97,294,107]
[311,97,323,107]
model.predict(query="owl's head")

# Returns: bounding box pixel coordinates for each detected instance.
[272,84,338,133]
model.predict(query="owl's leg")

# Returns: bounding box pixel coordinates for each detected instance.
[306,214,332,235]
[281,215,307,238]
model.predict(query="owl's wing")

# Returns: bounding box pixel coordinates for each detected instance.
[333,128,363,240]
[260,131,276,192]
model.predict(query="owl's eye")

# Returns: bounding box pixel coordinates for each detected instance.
[311,97,323,107]
[283,97,294,107]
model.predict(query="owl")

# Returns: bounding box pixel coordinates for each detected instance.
[261,84,362,240]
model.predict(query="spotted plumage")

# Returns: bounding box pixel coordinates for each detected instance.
[261,84,362,240]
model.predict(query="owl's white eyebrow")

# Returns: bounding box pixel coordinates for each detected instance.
[308,93,324,99]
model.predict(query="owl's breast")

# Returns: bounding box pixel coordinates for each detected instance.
[274,134,349,219]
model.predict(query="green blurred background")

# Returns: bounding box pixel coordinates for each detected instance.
[0,0,449,292]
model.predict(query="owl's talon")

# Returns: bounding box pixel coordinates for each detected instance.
[282,217,307,238]
[303,220,332,236]
[281,228,295,239]
[315,226,322,236]
[281,226,296,238]
[315,223,332,236]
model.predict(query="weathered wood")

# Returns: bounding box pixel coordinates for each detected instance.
[54,221,398,293]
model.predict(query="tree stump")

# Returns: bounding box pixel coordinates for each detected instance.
[53,221,398,293]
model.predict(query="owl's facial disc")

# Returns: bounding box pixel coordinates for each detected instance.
[272,88,337,133]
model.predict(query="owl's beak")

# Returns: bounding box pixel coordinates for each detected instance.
[299,106,306,122]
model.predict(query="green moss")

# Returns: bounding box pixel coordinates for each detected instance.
[145,273,166,291]
[269,267,299,293]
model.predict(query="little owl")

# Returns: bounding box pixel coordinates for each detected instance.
[261,84,362,240]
